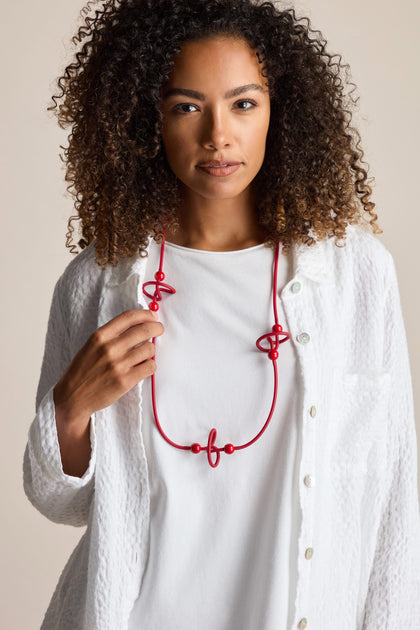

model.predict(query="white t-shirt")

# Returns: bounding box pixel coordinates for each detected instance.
[129,238,301,630]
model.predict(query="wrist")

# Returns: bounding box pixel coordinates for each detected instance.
[53,387,90,435]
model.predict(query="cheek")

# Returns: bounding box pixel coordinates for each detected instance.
[161,124,194,165]
[161,128,176,157]
[248,116,270,160]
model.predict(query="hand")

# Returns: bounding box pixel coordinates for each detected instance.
[53,309,164,428]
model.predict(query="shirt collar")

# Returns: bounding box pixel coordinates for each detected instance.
[292,236,332,284]
[105,235,154,288]
[105,233,332,288]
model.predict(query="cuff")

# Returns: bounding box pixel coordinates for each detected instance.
[30,386,97,487]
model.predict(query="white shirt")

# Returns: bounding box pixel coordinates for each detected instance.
[129,240,300,629]
[23,224,420,629]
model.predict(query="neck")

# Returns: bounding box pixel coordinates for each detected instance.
[164,186,266,252]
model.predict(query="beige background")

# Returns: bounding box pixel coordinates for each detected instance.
[1,1,419,627]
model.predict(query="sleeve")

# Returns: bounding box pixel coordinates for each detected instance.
[362,252,420,628]
[23,274,97,527]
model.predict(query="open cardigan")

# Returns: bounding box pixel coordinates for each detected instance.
[23,223,420,629]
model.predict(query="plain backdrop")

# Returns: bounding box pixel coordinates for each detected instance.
[1,1,419,627]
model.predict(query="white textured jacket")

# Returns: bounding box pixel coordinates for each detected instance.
[23,224,420,629]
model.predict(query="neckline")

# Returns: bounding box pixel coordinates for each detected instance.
[159,240,269,256]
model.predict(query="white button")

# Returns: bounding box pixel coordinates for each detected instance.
[309,405,317,418]
[296,332,310,345]
[298,619,308,629]
[305,547,314,560]
[291,281,302,294]
[304,475,315,488]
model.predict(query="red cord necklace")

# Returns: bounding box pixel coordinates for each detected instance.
[142,228,291,468]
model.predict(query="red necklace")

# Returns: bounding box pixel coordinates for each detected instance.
[142,228,290,468]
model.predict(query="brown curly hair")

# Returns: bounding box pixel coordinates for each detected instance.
[48,0,381,267]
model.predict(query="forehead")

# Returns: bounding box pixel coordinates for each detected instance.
[165,36,266,87]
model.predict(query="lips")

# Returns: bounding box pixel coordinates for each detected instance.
[197,160,242,167]
[196,161,242,177]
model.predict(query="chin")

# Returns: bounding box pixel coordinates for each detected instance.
[197,189,249,202]
[193,180,252,199]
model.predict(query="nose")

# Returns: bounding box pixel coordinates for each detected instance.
[200,108,231,150]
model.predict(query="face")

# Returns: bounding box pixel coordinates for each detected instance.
[160,36,271,203]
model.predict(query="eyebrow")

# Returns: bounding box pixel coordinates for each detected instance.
[162,83,265,101]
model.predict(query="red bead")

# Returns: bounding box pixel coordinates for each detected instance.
[268,349,278,360]
[150,301,159,312]
[191,443,201,453]
[155,271,165,281]
[272,324,283,333]
[224,444,235,454]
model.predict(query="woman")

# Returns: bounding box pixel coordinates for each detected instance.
[23,0,420,628]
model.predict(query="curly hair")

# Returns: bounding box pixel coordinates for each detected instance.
[48,0,381,266]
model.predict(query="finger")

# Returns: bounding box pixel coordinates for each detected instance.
[84,320,162,381]
[64,311,157,382]
[130,358,157,383]
[112,356,157,394]
[94,309,158,344]
[124,341,156,369]
[117,320,164,350]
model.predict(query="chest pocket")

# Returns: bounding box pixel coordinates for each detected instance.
[328,370,391,479]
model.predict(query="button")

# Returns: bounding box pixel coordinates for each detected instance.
[304,475,315,488]
[291,281,302,294]
[296,332,310,345]
[298,619,308,629]
[305,547,314,560]
[309,405,317,418]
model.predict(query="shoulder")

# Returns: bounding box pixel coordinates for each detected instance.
[57,241,103,289]
[343,222,392,259]
[52,242,148,349]
[52,243,105,347]
[329,222,395,285]
[55,242,104,310]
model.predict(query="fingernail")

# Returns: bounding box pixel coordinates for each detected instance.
[151,310,159,319]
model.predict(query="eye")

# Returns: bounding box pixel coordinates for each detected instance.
[235,99,257,111]
[172,103,199,114]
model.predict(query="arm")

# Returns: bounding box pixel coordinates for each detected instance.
[23,269,163,526]
[23,275,97,527]
[362,253,420,627]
